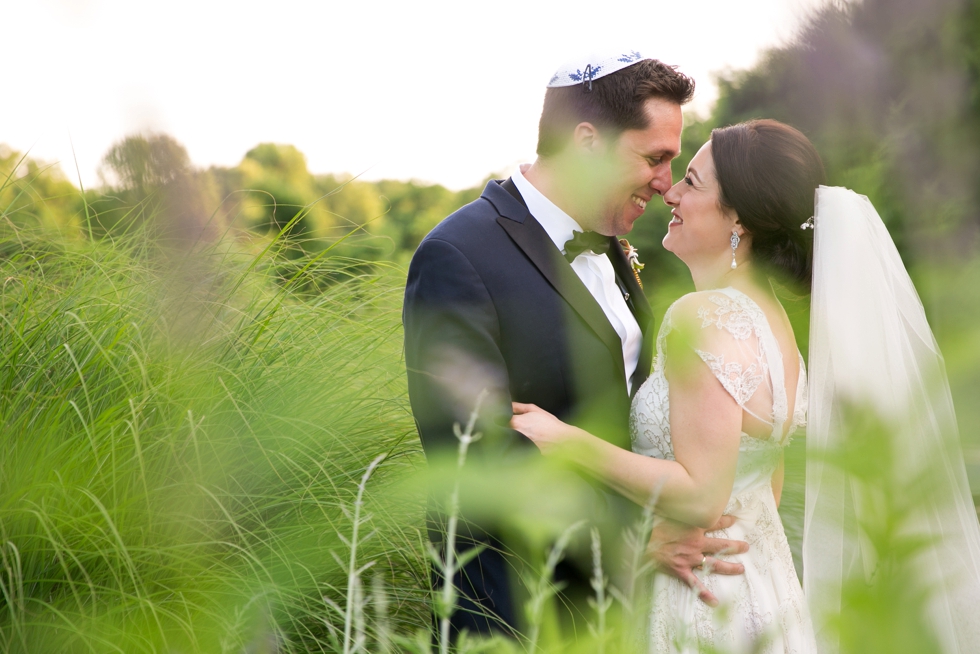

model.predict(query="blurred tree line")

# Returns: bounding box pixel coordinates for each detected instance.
[0,136,484,272]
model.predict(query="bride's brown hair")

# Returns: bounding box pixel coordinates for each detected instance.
[711,119,826,291]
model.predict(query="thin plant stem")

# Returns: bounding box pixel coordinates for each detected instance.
[342,453,386,654]
[525,520,586,652]
[589,528,612,654]
[438,390,489,654]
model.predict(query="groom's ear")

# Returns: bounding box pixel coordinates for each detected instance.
[571,122,602,154]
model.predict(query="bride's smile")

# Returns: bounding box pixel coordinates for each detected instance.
[662,141,750,290]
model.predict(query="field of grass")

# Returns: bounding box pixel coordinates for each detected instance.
[0,220,430,652]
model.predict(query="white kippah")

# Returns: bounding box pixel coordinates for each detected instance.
[547,50,649,88]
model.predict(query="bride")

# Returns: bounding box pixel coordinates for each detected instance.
[510,119,980,652]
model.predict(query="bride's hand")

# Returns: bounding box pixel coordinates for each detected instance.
[510,402,587,455]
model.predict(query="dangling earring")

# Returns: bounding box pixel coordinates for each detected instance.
[730,231,740,270]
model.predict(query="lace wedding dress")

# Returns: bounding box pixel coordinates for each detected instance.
[631,287,817,653]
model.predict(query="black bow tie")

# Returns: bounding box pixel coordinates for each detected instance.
[563,230,612,262]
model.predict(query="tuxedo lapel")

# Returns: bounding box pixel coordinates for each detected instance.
[485,181,626,380]
[608,239,655,392]
[496,216,626,378]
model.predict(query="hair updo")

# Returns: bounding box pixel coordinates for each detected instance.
[710,119,826,291]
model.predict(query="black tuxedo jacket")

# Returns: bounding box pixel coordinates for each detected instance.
[403,178,655,633]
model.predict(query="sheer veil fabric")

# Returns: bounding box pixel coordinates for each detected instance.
[804,186,980,652]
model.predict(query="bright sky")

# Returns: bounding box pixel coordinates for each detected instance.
[3,0,829,190]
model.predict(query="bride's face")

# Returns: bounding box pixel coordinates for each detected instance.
[662,142,741,267]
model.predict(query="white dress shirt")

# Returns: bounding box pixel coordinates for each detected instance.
[512,168,642,393]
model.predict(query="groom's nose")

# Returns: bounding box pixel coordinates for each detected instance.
[649,163,673,196]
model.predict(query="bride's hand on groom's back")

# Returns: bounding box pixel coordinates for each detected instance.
[647,516,749,608]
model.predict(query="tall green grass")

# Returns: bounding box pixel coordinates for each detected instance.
[0,219,427,652]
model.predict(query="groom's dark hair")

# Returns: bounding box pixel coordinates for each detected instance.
[536,59,695,157]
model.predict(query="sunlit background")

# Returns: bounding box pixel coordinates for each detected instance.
[6,0,829,189]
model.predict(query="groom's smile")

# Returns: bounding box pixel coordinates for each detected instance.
[595,97,683,236]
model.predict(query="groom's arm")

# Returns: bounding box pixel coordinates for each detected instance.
[404,236,527,458]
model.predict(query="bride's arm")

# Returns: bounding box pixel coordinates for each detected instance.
[511,342,742,529]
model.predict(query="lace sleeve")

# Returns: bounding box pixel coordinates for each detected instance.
[670,291,775,425]
[695,349,765,408]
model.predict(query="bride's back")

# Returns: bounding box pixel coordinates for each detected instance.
[663,286,805,444]
[728,284,803,441]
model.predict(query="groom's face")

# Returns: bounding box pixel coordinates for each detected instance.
[589,98,683,236]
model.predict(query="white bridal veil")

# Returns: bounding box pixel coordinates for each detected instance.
[803,186,980,652]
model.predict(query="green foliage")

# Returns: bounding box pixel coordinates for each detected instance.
[233,143,331,241]
[0,146,83,235]
[1,135,487,274]
[0,213,426,651]
[367,179,484,261]
[81,133,225,245]
[709,0,980,262]
[101,133,191,191]
[914,260,980,452]
[209,143,485,264]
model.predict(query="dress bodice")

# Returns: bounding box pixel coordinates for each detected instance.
[630,287,807,500]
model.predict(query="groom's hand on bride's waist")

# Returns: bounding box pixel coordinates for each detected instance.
[646,515,749,608]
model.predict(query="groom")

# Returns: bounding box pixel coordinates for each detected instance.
[403,53,746,637]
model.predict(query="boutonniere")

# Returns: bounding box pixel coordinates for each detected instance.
[619,239,644,289]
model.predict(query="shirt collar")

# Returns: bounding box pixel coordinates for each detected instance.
[511,166,584,253]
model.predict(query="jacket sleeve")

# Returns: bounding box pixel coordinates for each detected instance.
[403,236,529,458]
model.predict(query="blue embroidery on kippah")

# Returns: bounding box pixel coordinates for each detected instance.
[549,73,560,85]
[618,51,643,63]
[568,65,602,82]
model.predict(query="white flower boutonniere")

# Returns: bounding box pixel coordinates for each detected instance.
[619,239,644,289]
